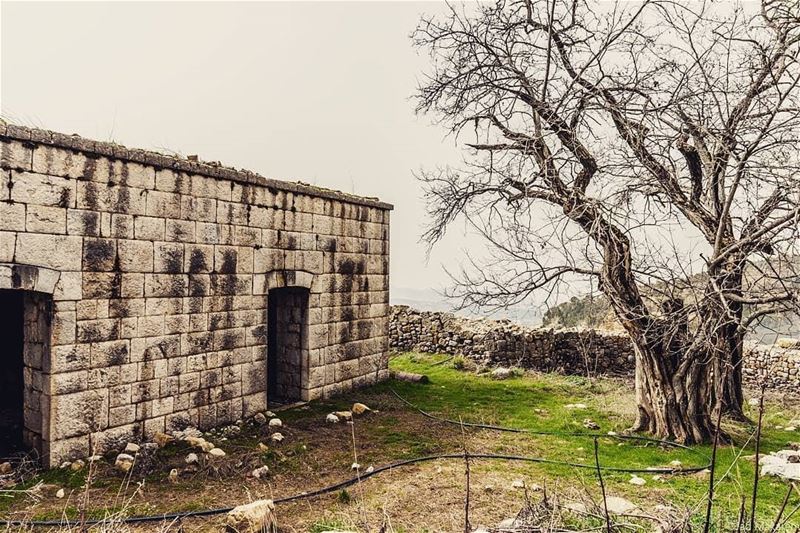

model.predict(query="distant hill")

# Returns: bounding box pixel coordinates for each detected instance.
[391,286,543,326]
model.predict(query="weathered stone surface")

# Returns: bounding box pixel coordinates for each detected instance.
[226,499,276,533]
[0,126,392,467]
[390,306,800,391]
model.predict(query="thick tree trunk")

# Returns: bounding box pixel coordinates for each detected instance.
[707,261,747,421]
[628,324,716,444]
[566,199,718,443]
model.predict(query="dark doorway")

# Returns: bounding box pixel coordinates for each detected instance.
[267,287,309,405]
[0,290,25,457]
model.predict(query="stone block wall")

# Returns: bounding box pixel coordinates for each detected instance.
[390,306,800,391]
[0,124,391,466]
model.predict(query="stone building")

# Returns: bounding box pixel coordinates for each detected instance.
[0,124,391,466]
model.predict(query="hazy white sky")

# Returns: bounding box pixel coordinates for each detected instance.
[0,1,474,298]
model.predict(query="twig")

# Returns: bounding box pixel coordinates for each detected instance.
[750,385,767,533]
[593,437,612,533]
[703,400,725,533]
[460,416,471,533]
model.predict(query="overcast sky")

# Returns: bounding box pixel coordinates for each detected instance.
[0,1,477,302]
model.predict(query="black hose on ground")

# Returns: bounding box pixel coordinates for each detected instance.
[0,390,711,528]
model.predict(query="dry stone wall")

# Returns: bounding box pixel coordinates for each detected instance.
[0,124,391,466]
[390,306,800,391]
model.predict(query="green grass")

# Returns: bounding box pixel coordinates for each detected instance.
[375,353,800,530]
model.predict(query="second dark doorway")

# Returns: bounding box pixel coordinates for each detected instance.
[267,287,309,405]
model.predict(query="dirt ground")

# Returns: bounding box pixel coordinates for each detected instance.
[3,357,798,532]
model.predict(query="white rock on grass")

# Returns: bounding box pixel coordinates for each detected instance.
[490,367,512,380]
[253,412,267,425]
[605,496,637,515]
[271,432,284,443]
[268,418,283,428]
[628,475,646,486]
[326,413,340,424]
[208,448,226,458]
[226,499,276,533]
[265,411,276,418]
[565,403,588,409]
[55,488,65,499]
[352,403,371,415]
[760,451,800,480]
[511,479,525,489]
[185,453,199,465]
[115,453,135,473]
[184,436,215,452]
[252,465,270,480]
[124,442,140,454]
[168,469,179,484]
[334,411,353,421]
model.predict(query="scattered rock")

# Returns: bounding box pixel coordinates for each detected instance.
[365,465,374,474]
[185,436,215,452]
[168,469,179,484]
[511,479,525,489]
[748,398,760,406]
[268,418,283,428]
[252,465,270,479]
[351,462,361,470]
[258,443,270,452]
[352,403,371,415]
[583,419,600,430]
[390,370,429,383]
[605,496,637,514]
[565,403,588,409]
[761,451,800,480]
[70,460,85,471]
[154,432,175,447]
[253,413,267,425]
[172,427,203,440]
[497,518,517,528]
[56,488,65,499]
[115,454,135,473]
[0,462,12,475]
[185,453,199,465]
[669,460,682,467]
[131,443,159,476]
[87,455,102,463]
[628,475,646,486]
[271,432,284,443]
[226,499,276,533]
[490,367,513,380]
[209,448,226,458]
[326,413,340,424]
[563,501,588,514]
[60,462,71,469]
[124,442,140,454]
[265,411,276,418]
[334,411,353,421]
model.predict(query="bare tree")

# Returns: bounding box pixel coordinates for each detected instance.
[413,0,800,443]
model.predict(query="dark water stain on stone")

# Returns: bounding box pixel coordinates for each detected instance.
[163,248,183,273]
[219,249,237,274]
[84,239,116,271]
[189,247,209,273]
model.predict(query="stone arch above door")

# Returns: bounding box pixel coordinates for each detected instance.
[0,263,60,294]
[254,270,314,294]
